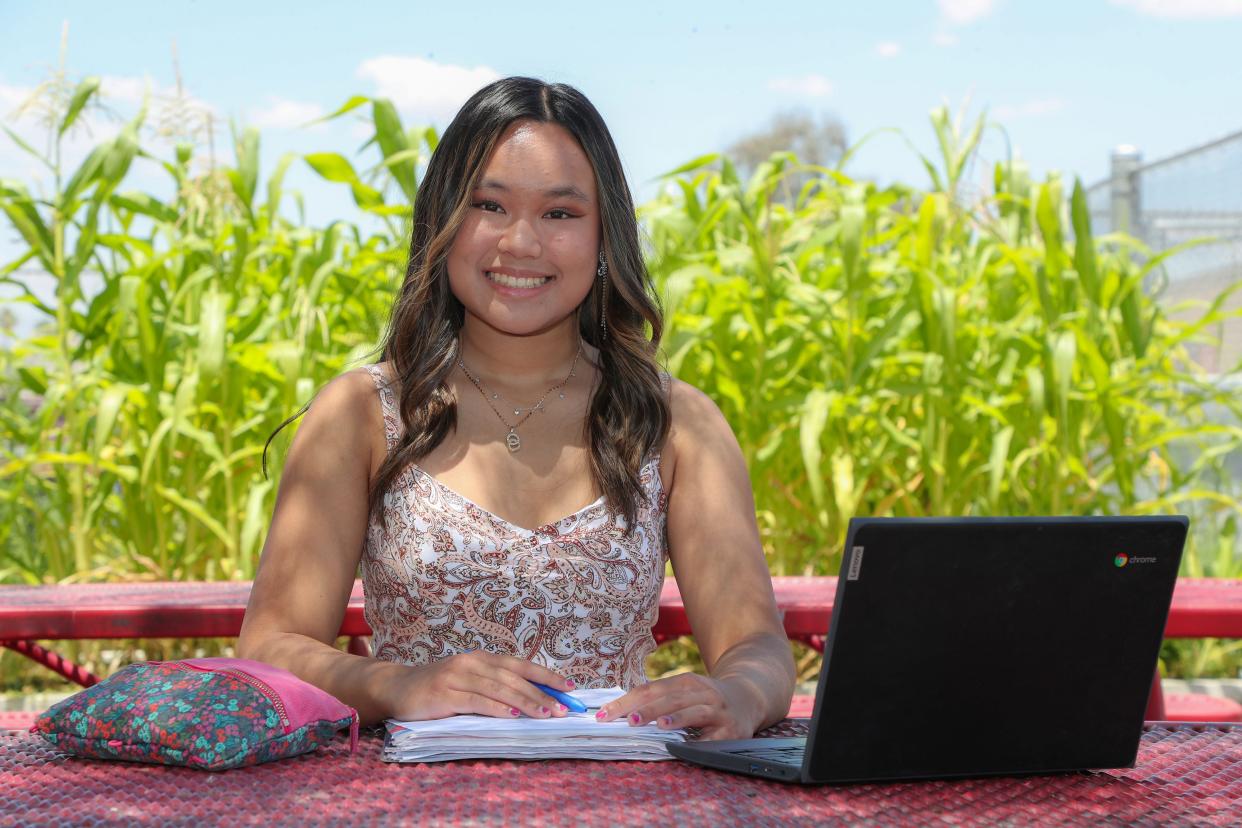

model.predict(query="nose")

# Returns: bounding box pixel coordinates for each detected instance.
[497,215,542,259]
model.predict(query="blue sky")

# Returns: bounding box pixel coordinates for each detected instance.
[2,1,1242,249]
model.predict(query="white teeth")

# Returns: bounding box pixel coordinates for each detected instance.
[486,271,551,289]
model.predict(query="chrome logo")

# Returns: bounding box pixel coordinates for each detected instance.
[1114,553,1129,568]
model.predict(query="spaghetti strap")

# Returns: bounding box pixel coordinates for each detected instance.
[361,364,401,453]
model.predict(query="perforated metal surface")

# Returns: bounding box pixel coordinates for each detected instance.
[1,723,1239,826]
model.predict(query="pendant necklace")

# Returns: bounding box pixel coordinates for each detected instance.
[457,343,583,452]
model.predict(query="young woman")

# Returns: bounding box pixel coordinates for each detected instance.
[237,77,795,740]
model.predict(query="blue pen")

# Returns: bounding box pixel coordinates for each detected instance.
[529,681,589,713]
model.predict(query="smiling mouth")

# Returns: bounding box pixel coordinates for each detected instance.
[486,271,553,288]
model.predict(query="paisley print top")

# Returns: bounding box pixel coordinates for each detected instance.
[359,364,669,690]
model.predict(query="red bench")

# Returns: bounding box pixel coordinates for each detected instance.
[3,577,1241,722]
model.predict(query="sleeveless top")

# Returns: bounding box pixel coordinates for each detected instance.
[359,364,670,690]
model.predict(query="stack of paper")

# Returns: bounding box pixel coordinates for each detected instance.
[382,687,686,762]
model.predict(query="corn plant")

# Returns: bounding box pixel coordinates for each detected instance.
[0,81,428,584]
[2,85,1239,681]
[642,107,1242,581]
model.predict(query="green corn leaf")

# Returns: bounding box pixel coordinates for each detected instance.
[0,180,55,266]
[59,76,101,137]
[800,389,832,510]
[304,152,362,184]
[101,119,140,189]
[93,384,129,455]
[308,94,371,126]
[1069,178,1100,304]
[110,191,178,223]
[61,143,109,206]
[231,127,260,209]
[266,151,296,216]
[198,289,228,383]
[988,426,1014,506]
[17,365,48,395]
[2,125,52,171]
[0,451,137,483]
[239,478,276,570]
[1035,179,1065,280]
[304,153,382,208]
[656,153,721,179]
[1052,330,1076,419]
[839,202,865,291]
[372,99,416,201]
[155,485,236,552]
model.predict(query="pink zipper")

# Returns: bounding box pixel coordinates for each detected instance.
[169,662,291,731]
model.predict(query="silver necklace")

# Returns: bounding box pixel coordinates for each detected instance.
[457,344,583,452]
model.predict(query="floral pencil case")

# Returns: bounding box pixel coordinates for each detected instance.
[31,657,359,771]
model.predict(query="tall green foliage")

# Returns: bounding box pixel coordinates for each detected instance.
[643,108,1242,576]
[1,87,1239,612]
[0,81,427,582]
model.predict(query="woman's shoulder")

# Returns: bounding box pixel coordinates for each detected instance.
[660,375,734,483]
[296,366,384,436]
[666,376,727,433]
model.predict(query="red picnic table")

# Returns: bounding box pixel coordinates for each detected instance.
[3,577,1242,720]
[1,721,1240,825]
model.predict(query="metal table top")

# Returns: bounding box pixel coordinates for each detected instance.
[2,722,1239,826]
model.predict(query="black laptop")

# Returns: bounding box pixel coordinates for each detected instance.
[667,516,1188,784]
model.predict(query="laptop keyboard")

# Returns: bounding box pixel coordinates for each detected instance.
[733,745,806,765]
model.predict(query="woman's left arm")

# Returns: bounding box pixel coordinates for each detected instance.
[597,381,796,739]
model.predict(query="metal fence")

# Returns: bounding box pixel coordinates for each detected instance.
[1086,130,1242,374]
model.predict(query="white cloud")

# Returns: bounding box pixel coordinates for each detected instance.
[938,0,997,25]
[932,31,959,47]
[1109,0,1242,18]
[875,41,902,58]
[100,74,154,105]
[246,97,326,131]
[0,82,44,181]
[767,73,833,98]
[355,56,500,122]
[0,81,31,113]
[993,97,1067,120]
[99,74,218,119]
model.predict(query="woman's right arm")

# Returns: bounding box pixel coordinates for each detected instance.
[236,369,573,726]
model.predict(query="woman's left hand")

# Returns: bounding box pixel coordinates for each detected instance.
[594,673,760,740]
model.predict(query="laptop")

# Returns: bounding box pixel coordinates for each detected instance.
[667,516,1188,784]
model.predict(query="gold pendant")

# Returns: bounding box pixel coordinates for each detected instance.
[506,431,521,452]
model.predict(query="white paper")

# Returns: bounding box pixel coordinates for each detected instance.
[383,687,686,763]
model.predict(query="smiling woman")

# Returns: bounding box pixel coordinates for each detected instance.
[238,77,796,738]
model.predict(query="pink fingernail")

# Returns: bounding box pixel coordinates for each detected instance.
[510,707,521,717]
[556,703,567,713]
[659,716,672,727]
[539,706,550,715]
[628,712,641,725]
[565,678,576,689]
[595,710,607,721]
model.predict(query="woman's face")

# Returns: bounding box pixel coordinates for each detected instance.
[447,119,601,339]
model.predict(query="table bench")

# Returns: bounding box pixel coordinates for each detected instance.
[3,577,1241,721]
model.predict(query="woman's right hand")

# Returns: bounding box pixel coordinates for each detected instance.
[388,651,578,721]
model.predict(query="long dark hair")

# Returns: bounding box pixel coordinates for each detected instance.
[263,77,669,531]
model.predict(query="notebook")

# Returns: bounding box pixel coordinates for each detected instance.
[383,687,686,762]
[667,516,1188,783]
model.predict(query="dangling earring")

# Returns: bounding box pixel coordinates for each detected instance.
[597,248,609,342]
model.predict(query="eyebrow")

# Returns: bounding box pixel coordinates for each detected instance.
[476,178,592,204]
